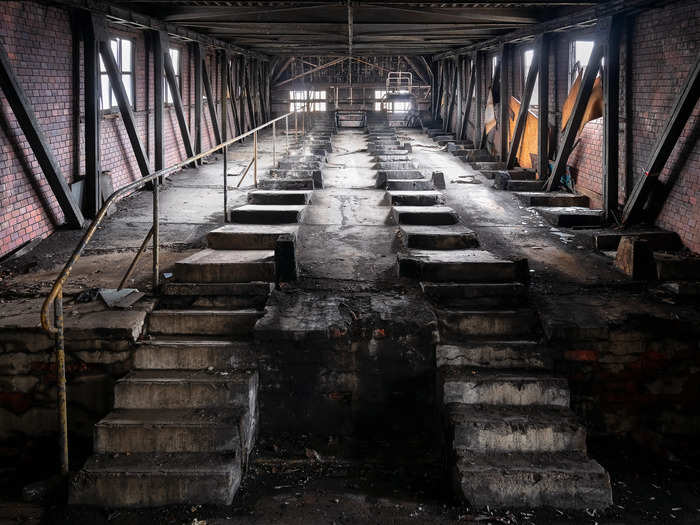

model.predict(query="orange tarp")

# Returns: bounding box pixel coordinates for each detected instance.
[561,70,603,135]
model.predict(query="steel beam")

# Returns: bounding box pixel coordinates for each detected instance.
[499,44,510,162]
[163,39,195,160]
[193,42,203,160]
[83,11,101,218]
[537,33,550,179]
[603,16,622,219]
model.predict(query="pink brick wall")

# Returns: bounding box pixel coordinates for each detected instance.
[0,1,259,258]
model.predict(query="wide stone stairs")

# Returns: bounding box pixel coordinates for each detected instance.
[70,118,330,507]
[392,121,613,509]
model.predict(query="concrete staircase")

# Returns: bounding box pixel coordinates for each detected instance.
[70,120,332,507]
[392,128,613,509]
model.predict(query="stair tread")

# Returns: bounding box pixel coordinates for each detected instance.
[456,451,606,474]
[445,404,582,426]
[440,366,566,383]
[80,452,238,475]
[401,249,510,264]
[96,407,247,428]
[232,204,306,212]
[208,224,298,235]
[138,337,253,347]
[118,369,256,384]
[151,309,263,315]
[176,249,275,265]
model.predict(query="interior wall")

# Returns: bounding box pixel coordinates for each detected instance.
[437,0,699,253]
[0,1,265,259]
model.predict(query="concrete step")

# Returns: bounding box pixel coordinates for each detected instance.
[134,338,257,370]
[247,190,312,205]
[268,169,323,188]
[446,405,586,454]
[594,229,681,251]
[206,224,297,250]
[505,180,544,192]
[536,207,604,227]
[375,161,417,170]
[400,225,479,250]
[163,282,270,297]
[114,369,258,410]
[427,129,446,137]
[257,178,314,190]
[421,281,526,307]
[375,154,411,162]
[94,408,249,454]
[439,367,569,407]
[174,249,275,283]
[70,452,241,507]
[437,308,539,338]
[514,192,589,207]
[398,249,517,282]
[392,205,459,226]
[148,309,262,336]
[482,169,537,181]
[472,161,505,170]
[388,191,445,206]
[436,341,550,369]
[277,160,322,170]
[229,204,306,224]
[385,179,434,191]
[378,170,424,180]
[454,452,612,509]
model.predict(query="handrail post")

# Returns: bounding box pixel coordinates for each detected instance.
[223,144,228,222]
[152,177,159,288]
[285,115,289,154]
[272,121,276,167]
[54,289,68,475]
[253,131,258,188]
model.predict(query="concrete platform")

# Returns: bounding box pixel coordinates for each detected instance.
[399,225,479,250]
[514,192,589,207]
[206,224,298,250]
[174,249,275,282]
[229,204,306,224]
[536,207,604,227]
[392,205,459,225]
[398,249,517,282]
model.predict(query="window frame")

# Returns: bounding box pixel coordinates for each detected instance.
[522,48,539,108]
[165,48,182,105]
[289,90,326,112]
[99,36,135,113]
[569,39,599,90]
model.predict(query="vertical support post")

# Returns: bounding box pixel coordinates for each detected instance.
[285,115,289,154]
[54,290,68,475]
[202,59,222,145]
[254,131,258,188]
[474,51,483,148]
[83,13,100,217]
[538,33,550,180]
[221,51,229,222]
[272,121,277,166]
[603,16,622,219]
[153,177,159,287]
[193,43,202,163]
[153,32,165,172]
[460,57,476,143]
[499,44,511,162]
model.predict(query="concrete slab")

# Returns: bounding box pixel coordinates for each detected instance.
[174,249,275,282]
[148,309,263,336]
[257,178,314,190]
[229,204,306,224]
[399,225,478,250]
[135,339,257,370]
[206,224,298,250]
[536,207,604,227]
[388,191,445,206]
[398,249,516,282]
[385,179,434,191]
[302,189,390,226]
[421,282,527,308]
[391,206,458,226]
[436,341,549,369]
[514,192,589,207]
[437,308,539,338]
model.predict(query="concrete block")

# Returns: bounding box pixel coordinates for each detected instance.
[421,282,526,308]
[134,339,257,370]
[398,249,516,282]
[229,204,306,224]
[614,237,656,280]
[437,308,539,338]
[392,205,458,226]
[593,230,681,251]
[388,191,444,206]
[275,233,298,283]
[247,190,312,205]
[654,253,700,281]
[148,309,262,336]
[514,192,589,207]
[174,249,275,283]
[431,171,446,189]
[536,207,604,227]
[206,225,298,250]
[436,341,549,369]
[386,179,435,191]
[399,225,478,250]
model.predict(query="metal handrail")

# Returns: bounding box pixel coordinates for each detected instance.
[39,109,303,474]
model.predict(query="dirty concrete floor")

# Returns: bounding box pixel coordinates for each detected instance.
[3,128,700,524]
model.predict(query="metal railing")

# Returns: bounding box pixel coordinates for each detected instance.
[39,109,307,474]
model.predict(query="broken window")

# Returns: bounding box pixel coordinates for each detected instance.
[99,37,133,111]
[165,48,181,105]
[570,40,601,88]
[290,90,326,112]
[374,90,386,111]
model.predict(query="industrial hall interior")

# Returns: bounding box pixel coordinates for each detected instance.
[0,0,699,523]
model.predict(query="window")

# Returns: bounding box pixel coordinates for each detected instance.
[391,101,411,113]
[374,90,386,111]
[99,37,133,111]
[492,56,498,80]
[289,90,326,112]
[523,49,538,106]
[570,40,601,87]
[165,48,181,104]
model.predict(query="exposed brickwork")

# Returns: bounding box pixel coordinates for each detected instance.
[0,1,261,259]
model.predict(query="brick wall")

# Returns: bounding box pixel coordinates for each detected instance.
[0,1,260,259]
[443,0,699,252]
